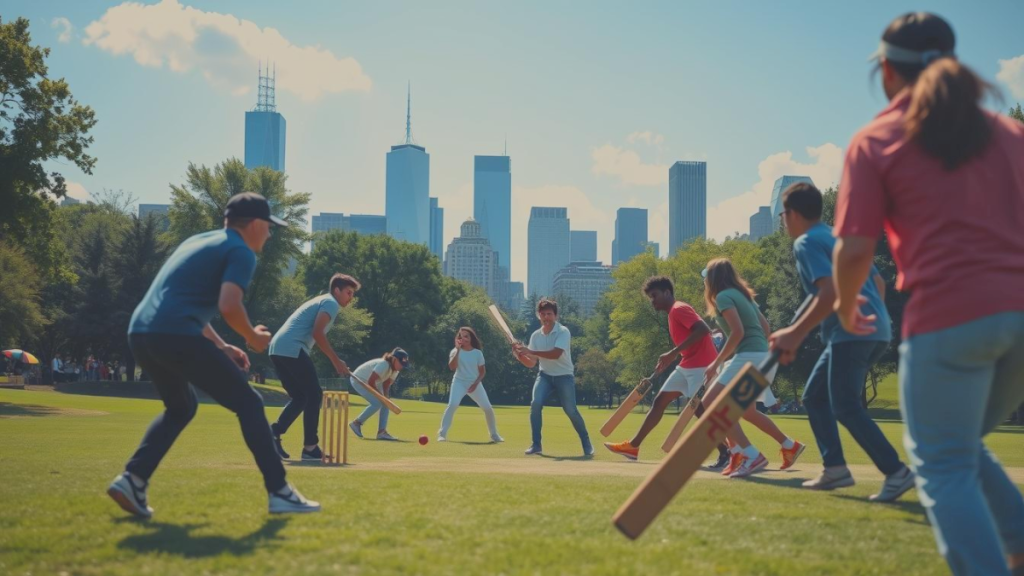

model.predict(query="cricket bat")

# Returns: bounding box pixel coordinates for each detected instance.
[600,372,657,437]
[487,304,519,346]
[660,384,706,453]
[612,294,814,540]
[350,373,402,415]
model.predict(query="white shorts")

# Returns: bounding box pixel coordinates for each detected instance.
[658,366,706,399]
[711,351,778,407]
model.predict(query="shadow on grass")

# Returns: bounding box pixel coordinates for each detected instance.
[831,493,930,525]
[116,517,289,558]
[538,454,594,462]
[740,475,809,490]
[450,440,496,446]
[0,402,64,418]
[286,460,350,468]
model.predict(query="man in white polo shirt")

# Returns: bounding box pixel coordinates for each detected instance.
[514,298,593,457]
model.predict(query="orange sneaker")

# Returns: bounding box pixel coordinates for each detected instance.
[722,452,743,476]
[780,441,806,470]
[604,440,639,461]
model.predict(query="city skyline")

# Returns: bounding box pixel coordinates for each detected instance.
[17,0,1024,284]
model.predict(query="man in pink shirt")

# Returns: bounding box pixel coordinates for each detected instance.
[832,12,1024,576]
[604,276,727,465]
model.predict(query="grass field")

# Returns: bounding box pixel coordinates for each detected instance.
[0,377,1020,576]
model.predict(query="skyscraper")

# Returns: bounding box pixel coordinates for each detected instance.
[570,230,598,262]
[770,175,814,229]
[474,155,511,272]
[669,161,707,255]
[749,206,773,241]
[429,197,444,263]
[613,208,648,265]
[444,219,500,301]
[552,262,614,317]
[527,207,570,298]
[386,85,430,246]
[244,64,286,172]
[310,212,386,248]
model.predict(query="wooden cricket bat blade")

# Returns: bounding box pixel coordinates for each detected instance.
[600,376,653,437]
[613,363,770,540]
[351,374,402,414]
[661,395,700,453]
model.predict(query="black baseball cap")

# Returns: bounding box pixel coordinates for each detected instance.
[393,348,411,368]
[224,192,288,226]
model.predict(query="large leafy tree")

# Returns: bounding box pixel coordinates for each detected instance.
[1010,103,1023,124]
[166,159,311,356]
[302,231,448,378]
[0,241,46,349]
[0,17,96,255]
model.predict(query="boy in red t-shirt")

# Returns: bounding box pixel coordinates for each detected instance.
[605,276,727,465]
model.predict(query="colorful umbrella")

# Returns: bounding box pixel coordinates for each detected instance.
[3,350,39,364]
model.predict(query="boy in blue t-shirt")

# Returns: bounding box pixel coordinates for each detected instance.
[268,273,360,460]
[108,193,319,518]
[769,182,914,503]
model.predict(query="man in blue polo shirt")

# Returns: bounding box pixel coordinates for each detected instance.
[769,182,913,502]
[268,273,360,460]
[107,192,319,518]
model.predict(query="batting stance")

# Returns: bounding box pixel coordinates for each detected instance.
[107,193,319,518]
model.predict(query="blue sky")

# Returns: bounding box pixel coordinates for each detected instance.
[9,0,1024,283]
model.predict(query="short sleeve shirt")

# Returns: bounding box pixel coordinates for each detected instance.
[793,222,891,344]
[449,347,485,385]
[129,229,257,336]
[528,322,573,376]
[714,288,768,354]
[269,294,342,358]
[667,301,717,368]
[835,91,1024,337]
[353,358,398,389]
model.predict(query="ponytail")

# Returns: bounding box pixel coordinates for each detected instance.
[904,59,995,170]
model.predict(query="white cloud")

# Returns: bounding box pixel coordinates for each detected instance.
[51,17,73,43]
[82,0,372,101]
[591,132,670,186]
[707,143,843,240]
[997,54,1024,100]
[65,180,91,202]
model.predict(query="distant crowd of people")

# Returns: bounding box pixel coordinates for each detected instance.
[50,355,130,383]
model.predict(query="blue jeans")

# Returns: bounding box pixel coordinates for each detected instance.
[530,372,590,448]
[901,311,1024,576]
[802,340,903,475]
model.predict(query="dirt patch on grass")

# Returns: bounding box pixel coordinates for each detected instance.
[0,402,107,418]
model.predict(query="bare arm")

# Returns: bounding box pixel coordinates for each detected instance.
[833,236,879,335]
[468,364,486,393]
[656,321,710,373]
[312,311,348,376]
[714,309,745,366]
[202,323,250,371]
[515,347,538,368]
[218,283,270,351]
[448,348,460,371]
[757,309,771,337]
[523,347,565,360]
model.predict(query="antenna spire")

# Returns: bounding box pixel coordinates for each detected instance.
[405,82,413,144]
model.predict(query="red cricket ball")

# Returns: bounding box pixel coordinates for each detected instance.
[418,435,429,446]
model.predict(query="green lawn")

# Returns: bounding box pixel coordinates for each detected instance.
[0,384,1020,575]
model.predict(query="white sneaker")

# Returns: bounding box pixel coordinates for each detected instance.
[107,472,153,519]
[349,421,363,439]
[729,453,769,478]
[490,434,504,443]
[437,436,447,442]
[870,466,915,502]
[269,484,320,514]
[802,467,856,490]
[376,431,398,441]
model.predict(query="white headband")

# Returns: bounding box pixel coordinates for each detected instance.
[869,40,954,66]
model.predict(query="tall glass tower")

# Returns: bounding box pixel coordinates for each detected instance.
[385,85,430,246]
[669,161,707,255]
[244,64,286,172]
[474,155,511,272]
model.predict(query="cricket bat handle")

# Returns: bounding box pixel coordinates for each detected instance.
[760,294,815,374]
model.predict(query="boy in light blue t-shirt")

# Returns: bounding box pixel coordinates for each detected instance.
[268,273,361,461]
[770,182,913,503]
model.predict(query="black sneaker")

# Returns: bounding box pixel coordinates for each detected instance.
[301,446,323,461]
[273,435,290,459]
[708,450,730,470]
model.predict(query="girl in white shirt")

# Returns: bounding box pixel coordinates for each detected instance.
[438,327,502,443]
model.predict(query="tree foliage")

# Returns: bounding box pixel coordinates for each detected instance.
[0,241,47,348]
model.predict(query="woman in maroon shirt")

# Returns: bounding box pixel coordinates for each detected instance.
[832,13,1024,576]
